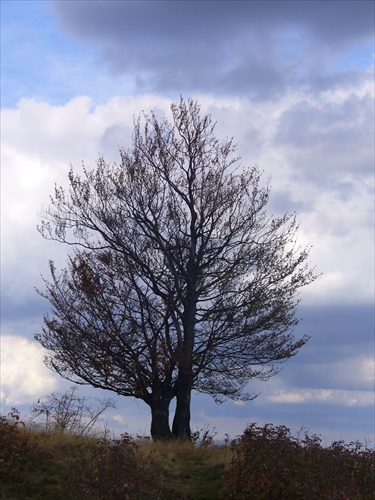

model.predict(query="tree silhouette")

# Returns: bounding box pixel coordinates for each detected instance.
[37,98,316,440]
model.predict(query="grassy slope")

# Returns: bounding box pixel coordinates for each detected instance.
[1,423,374,499]
[0,426,228,499]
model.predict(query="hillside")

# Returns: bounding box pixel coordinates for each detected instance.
[1,417,374,499]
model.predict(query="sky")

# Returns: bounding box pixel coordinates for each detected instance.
[1,0,374,444]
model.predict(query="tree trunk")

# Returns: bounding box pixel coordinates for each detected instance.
[172,291,197,440]
[172,373,192,440]
[150,396,173,440]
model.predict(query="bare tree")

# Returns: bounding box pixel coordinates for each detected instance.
[37,98,316,440]
[28,386,115,436]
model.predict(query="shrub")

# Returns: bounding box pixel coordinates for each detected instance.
[70,432,163,499]
[222,423,375,499]
[1,409,163,499]
[0,408,34,486]
[191,424,218,446]
[28,386,115,436]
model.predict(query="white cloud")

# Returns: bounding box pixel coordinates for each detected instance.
[269,392,307,404]
[0,335,59,405]
[105,402,152,438]
[303,356,374,392]
[0,95,174,303]
[111,414,126,425]
[267,389,373,407]
[263,356,374,408]
[1,90,373,308]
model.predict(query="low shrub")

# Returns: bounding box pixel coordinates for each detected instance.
[70,432,163,499]
[222,423,375,499]
[0,410,163,499]
[0,408,33,484]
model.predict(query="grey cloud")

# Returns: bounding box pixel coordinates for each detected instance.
[172,302,374,441]
[256,402,373,442]
[53,1,374,98]
[54,1,373,46]
[296,304,374,353]
[274,304,374,381]
[274,91,374,181]
[305,70,371,96]
[0,296,47,325]
[268,189,312,215]
[276,94,372,149]
[288,360,374,392]
[99,123,133,160]
[193,388,373,442]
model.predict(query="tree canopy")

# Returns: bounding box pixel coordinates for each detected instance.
[36,98,316,440]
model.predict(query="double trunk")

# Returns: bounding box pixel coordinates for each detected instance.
[150,289,197,440]
[148,385,192,441]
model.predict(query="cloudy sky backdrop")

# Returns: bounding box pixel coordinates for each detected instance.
[1,0,374,442]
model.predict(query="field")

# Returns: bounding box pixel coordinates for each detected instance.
[1,415,374,499]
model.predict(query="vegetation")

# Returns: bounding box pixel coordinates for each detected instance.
[1,411,373,499]
[36,98,316,440]
[222,423,375,499]
[0,409,161,500]
[28,386,115,436]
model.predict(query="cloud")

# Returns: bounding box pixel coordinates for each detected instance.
[54,1,374,52]
[0,95,173,305]
[189,386,374,443]
[311,356,375,391]
[274,81,374,179]
[2,2,373,107]
[245,352,374,408]
[53,1,374,98]
[0,335,59,406]
[111,414,126,425]
[267,389,373,408]
[1,87,373,313]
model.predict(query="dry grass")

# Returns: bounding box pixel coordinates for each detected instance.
[139,440,229,499]
[0,421,162,499]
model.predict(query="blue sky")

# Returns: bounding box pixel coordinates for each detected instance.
[1,0,374,443]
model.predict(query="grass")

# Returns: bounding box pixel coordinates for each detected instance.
[1,416,374,499]
[140,440,229,499]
